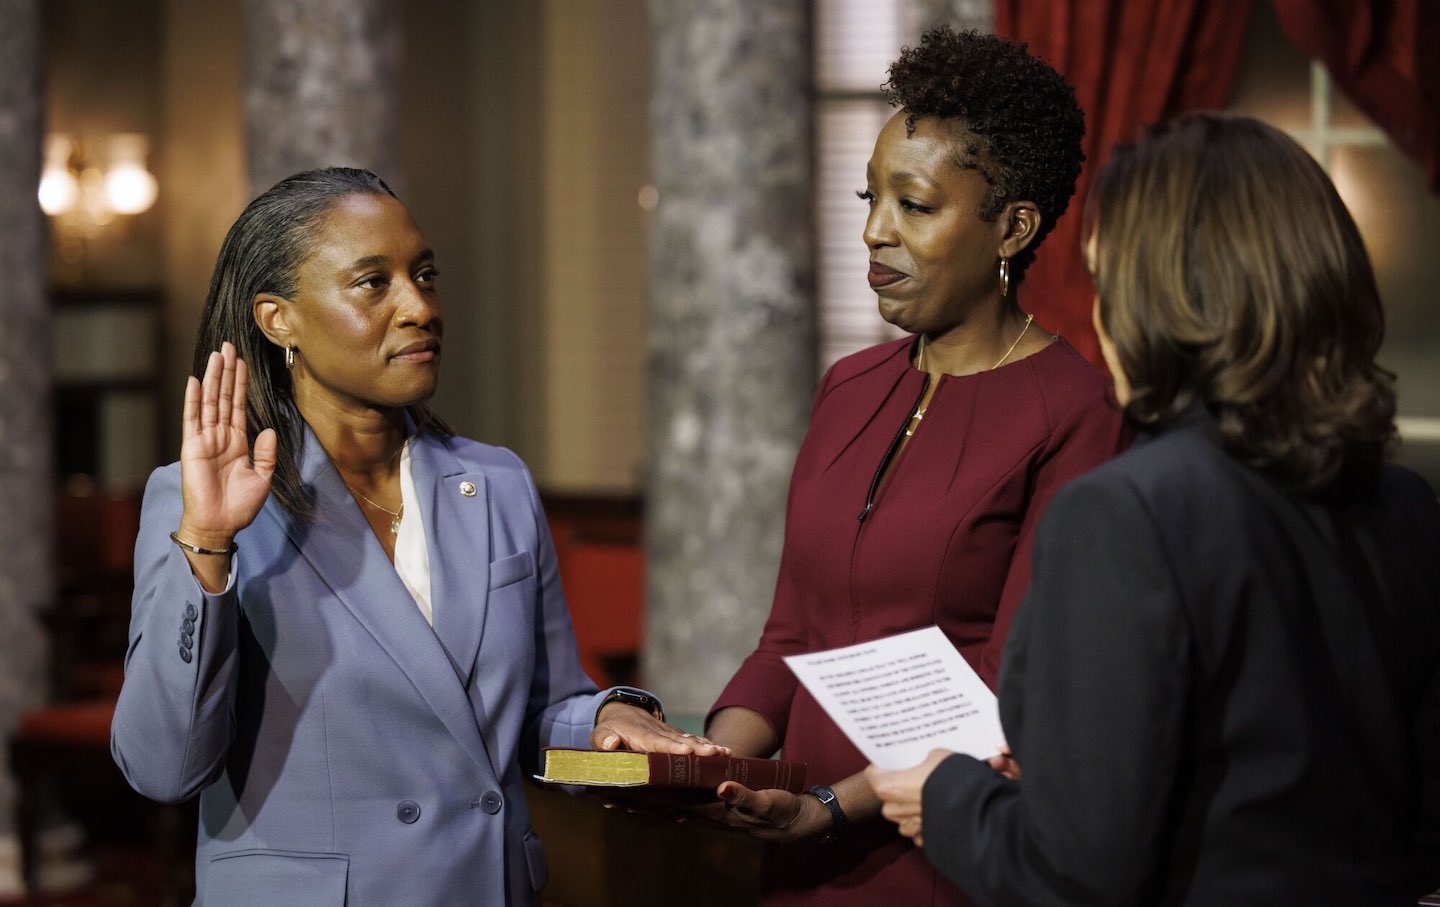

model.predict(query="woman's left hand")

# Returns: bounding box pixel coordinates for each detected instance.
[865,748,954,847]
[590,703,730,756]
[694,783,831,842]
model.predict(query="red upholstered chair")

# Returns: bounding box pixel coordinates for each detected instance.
[543,495,645,688]
[560,541,645,687]
[10,700,196,903]
[8,489,195,903]
[12,700,115,891]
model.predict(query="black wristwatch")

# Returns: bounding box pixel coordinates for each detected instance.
[808,785,847,841]
[597,688,665,723]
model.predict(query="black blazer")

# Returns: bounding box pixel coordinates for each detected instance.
[921,412,1440,906]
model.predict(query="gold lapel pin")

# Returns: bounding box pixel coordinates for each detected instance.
[459,481,477,497]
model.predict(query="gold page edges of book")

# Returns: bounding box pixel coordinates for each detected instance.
[538,749,652,787]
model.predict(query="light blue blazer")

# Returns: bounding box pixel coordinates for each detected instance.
[112,427,628,906]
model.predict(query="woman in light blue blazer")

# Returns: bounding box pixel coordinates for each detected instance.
[110,168,721,906]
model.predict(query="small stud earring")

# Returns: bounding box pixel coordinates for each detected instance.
[285,346,296,369]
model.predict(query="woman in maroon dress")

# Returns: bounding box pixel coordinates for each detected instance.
[701,26,1128,906]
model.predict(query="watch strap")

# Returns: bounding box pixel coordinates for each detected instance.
[598,688,665,723]
[808,784,846,840]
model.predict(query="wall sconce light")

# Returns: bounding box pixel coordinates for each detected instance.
[38,133,158,227]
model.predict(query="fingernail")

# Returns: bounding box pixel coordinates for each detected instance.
[602,735,618,749]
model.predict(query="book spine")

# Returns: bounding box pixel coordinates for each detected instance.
[647,754,807,792]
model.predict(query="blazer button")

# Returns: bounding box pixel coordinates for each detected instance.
[178,645,192,664]
[459,481,477,497]
[396,800,421,824]
[185,603,198,620]
[182,618,195,634]
[180,633,193,649]
[479,791,502,814]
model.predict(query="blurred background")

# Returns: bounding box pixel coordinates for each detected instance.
[0,0,1435,904]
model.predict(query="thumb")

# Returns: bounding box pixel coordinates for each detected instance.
[252,428,279,483]
[719,782,755,815]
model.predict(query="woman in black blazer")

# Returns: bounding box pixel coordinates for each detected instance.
[866,114,1440,906]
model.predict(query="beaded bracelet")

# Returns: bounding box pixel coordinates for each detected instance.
[169,531,238,556]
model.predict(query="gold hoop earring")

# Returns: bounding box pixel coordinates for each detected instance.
[999,257,1010,298]
[285,346,296,370]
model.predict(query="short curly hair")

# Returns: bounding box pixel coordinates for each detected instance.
[882,25,1085,281]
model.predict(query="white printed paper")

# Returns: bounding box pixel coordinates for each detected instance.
[784,626,1005,770]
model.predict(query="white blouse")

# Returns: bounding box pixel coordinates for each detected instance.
[393,440,434,625]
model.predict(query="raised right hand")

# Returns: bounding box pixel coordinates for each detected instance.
[176,341,277,549]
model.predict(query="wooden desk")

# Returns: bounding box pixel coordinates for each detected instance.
[526,782,763,907]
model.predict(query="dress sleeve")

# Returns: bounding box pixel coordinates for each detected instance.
[920,472,1191,906]
[706,364,842,743]
[111,465,242,803]
[705,507,807,743]
[977,391,1130,685]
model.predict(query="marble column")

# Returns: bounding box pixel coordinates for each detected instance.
[0,0,52,846]
[242,0,402,195]
[645,0,814,714]
[909,0,993,34]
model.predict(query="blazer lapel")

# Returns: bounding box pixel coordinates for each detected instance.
[262,426,496,778]
[409,435,491,689]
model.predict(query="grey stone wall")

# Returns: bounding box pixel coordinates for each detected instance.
[243,0,402,194]
[909,0,993,34]
[0,0,52,839]
[644,0,815,714]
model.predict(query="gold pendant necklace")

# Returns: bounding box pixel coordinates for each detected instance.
[344,443,405,536]
[351,487,403,535]
[909,312,1034,437]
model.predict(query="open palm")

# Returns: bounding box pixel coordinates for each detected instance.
[178,342,277,544]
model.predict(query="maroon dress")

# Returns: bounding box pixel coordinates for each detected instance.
[711,335,1129,906]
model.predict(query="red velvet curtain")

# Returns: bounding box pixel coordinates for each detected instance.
[1270,0,1440,192]
[993,0,1255,366]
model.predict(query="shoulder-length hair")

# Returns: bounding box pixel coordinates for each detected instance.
[193,167,451,518]
[1085,113,1394,492]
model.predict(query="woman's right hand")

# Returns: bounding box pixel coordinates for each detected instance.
[987,744,1021,780]
[176,342,277,555]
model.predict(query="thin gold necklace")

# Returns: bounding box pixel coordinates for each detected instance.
[344,444,405,536]
[351,487,403,536]
[990,312,1034,370]
[907,313,1035,437]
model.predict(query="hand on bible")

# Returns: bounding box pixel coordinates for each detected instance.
[590,703,729,757]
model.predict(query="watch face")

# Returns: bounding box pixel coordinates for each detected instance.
[607,689,662,719]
